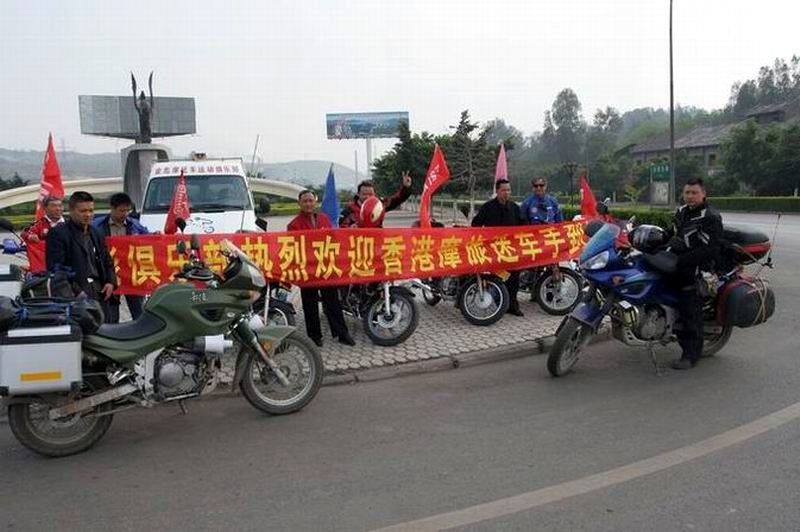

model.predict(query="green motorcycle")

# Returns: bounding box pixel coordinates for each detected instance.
[3,238,323,457]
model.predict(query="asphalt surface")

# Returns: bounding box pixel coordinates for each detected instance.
[1,211,798,531]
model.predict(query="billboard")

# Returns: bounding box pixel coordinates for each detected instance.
[79,95,196,139]
[326,112,409,139]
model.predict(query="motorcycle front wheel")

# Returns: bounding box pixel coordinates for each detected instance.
[534,268,584,316]
[240,331,323,415]
[547,317,593,377]
[457,276,509,326]
[252,299,297,327]
[7,398,113,457]
[363,291,419,346]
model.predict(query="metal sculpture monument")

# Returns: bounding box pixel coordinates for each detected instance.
[79,74,196,208]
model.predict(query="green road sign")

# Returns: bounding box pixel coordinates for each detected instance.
[650,163,670,180]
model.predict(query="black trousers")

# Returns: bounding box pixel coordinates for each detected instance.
[675,281,704,362]
[300,286,349,341]
[106,295,145,323]
[85,282,113,325]
[505,271,520,310]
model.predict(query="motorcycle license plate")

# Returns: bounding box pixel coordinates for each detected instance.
[496,270,510,282]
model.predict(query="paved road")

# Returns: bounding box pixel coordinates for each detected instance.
[1,212,797,531]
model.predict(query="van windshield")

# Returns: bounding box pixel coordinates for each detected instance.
[142,174,252,213]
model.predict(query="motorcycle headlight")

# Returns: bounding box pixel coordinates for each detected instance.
[246,263,266,288]
[581,250,609,270]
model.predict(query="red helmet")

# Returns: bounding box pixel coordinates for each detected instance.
[359,196,385,227]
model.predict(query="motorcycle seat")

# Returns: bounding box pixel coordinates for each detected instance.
[642,251,678,274]
[92,312,167,341]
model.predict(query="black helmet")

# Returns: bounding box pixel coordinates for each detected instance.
[630,224,667,252]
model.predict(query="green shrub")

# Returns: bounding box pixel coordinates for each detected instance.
[708,196,800,212]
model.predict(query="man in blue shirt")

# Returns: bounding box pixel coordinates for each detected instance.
[520,177,563,225]
[92,192,152,322]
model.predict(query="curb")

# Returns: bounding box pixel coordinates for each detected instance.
[321,324,611,386]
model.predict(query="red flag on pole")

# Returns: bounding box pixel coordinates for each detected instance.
[163,172,191,234]
[579,175,598,218]
[34,133,64,221]
[494,143,508,184]
[418,144,450,229]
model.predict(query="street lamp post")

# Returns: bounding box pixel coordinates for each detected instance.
[563,162,579,206]
[669,0,676,207]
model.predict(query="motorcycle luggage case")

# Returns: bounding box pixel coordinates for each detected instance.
[0,324,82,396]
[721,225,771,264]
[0,264,23,299]
[716,277,775,328]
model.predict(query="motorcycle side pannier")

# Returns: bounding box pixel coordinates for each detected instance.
[716,277,775,328]
[0,324,82,396]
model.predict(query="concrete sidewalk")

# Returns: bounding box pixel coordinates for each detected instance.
[216,285,565,387]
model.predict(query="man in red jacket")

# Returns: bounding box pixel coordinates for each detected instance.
[288,189,355,347]
[339,172,412,228]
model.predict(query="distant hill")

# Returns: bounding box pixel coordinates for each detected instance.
[256,160,364,190]
[0,148,364,190]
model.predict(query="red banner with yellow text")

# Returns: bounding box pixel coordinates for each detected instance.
[107,222,585,295]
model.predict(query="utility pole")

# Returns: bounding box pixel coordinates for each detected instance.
[669,0,677,207]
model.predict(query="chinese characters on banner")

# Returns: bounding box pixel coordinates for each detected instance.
[107,222,585,295]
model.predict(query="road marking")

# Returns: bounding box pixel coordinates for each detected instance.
[372,401,800,532]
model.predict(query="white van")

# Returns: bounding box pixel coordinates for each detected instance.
[139,155,265,234]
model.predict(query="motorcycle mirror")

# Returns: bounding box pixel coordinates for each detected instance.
[255,218,268,231]
[175,218,187,233]
[0,218,16,232]
[190,234,201,251]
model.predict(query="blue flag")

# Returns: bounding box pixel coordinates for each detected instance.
[321,164,339,227]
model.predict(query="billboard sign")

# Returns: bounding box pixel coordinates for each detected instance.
[326,111,409,139]
[79,95,196,139]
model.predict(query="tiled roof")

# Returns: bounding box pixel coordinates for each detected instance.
[630,124,736,154]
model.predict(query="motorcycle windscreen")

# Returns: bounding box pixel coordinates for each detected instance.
[580,223,621,263]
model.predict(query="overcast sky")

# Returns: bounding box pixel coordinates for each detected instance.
[1,0,796,175]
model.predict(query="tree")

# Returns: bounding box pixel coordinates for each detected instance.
[371,121,442,196]
[550,88,586,163]
[585,106,622,162]
[444,110,495,210]
[0,172,28,191]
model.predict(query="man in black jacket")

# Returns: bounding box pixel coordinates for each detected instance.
[46,191,117,321]
[664,178,723,370]
[471,179,525,316]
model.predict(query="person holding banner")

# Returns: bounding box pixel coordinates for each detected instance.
[471,179,525,317]
[92,192,151,322]
[21,196,65,273]
[339,172,412,228]
[22,195,64,244]
[289,189,356,347]
[520,177,563,225]
[46,191,117,319]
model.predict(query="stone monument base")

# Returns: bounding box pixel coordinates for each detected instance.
[121,144,170,210]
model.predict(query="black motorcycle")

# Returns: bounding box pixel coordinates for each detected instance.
[518,264,583,316]
[420,272,510,326]
[339,281,419,346]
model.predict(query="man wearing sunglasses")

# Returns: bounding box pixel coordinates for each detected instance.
[520,177,563,225]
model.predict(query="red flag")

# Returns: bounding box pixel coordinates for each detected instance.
[579,175,598,218]
[494,143,508,183]
[419,144,450,229]
[163,172,191,234]
[34,133,64,221]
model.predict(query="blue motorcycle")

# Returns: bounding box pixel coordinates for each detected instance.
[547,220,774,376]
